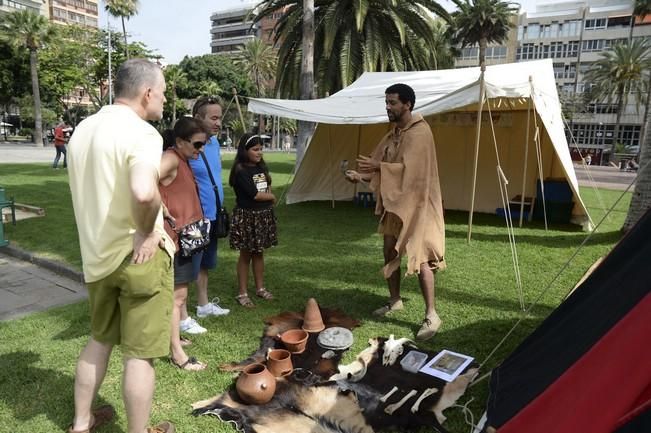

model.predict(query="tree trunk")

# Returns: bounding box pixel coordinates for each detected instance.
[613,87,625,153]
[171,92,177,125]
[29,49,43,147]
[622,106,651,231]
[479,38,487,72]
[122,17,130,59]
[297,0,315,170]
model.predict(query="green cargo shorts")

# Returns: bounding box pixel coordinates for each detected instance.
[87,248,173,359]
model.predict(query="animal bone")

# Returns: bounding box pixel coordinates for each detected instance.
[329,359,367,382]
[431,368,479,423]
[410,387,438,413]
[329,338,380,382]
[384,389,417,415]
[382,335,415,366]
[379,386,398,403]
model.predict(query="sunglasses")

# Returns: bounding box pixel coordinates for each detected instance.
[191,141,205,150]
[192,96,221,116]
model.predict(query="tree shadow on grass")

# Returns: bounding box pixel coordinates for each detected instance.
[0,351,123,432]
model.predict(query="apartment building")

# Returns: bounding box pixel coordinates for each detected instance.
[0,0,48,17]
[210,0,259,55]
[49,0,98,28]
[456,0,650,164]
[517,0,650,164]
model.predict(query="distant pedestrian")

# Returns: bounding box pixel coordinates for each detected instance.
[585,154,592,166]
[229,133,277,308]
[67,58,175,433]
[52,122,68,169]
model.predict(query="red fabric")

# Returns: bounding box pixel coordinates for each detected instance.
[499,293,651,433]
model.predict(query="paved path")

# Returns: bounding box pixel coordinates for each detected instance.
[0,141,55,164]
[573,163,637,192]
[0,250,86,321]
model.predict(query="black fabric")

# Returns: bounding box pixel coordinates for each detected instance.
[487,209,651,427]
[233,165,272,210]
[614,407,651,433]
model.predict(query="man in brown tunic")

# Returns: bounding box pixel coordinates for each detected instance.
[345,83,446,340]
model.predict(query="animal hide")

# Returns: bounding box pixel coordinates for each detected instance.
[197,335,477,433]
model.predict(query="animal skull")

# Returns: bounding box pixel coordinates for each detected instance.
[382,335,414,366]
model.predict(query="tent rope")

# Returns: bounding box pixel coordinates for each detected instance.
[485,99,525,310]
[451,397,477,433]
[562,115,609,225]
[471,168,640,385]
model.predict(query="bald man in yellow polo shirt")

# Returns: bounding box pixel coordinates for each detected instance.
[67,59,175,433]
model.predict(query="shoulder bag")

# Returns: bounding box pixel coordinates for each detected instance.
[200,151,230,238]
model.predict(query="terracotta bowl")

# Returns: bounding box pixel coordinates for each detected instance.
[280,329,309,354]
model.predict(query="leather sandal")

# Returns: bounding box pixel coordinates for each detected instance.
[235,294,255,308]
[170,356,206,371]
[67,405,115,433]
[255,287,274,300]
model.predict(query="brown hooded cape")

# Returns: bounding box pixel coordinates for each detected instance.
[369,113,446,278]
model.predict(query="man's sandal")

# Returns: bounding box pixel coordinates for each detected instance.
[170,356,206,371]
[67,404,115,433]
[255,287,274,300]
[235,294,255,308]
[180,336,192,347]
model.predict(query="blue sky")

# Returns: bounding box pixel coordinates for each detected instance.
[99,0,541,65]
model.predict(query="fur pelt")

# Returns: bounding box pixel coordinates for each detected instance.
[198,336,477,433]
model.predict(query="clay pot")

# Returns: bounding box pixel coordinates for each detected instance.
[236,363,276,405]
[301,297,325,333]
[266,349,293,377]
[280,329,309,354]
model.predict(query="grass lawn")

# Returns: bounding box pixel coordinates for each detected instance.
[0,154,630,433]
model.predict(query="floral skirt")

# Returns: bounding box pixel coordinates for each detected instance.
[229,207,278,253]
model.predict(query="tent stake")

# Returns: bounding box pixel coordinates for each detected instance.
[467,72,485,243]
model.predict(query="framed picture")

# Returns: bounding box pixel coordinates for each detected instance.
[418,349,474,382]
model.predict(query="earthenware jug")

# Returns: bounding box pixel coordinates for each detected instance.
[236,363,276,405]
[266,349,293,377]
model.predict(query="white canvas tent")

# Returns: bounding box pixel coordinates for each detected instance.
[248,59,591,228]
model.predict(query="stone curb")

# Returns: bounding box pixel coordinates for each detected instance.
[0,244,84,283]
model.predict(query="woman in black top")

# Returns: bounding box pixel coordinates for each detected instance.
[229,134,278,307]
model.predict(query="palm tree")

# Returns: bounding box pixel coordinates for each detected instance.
[629,0,651,42]
[449,0,518,72]
[254,0,451,98]
[235,39,277,98]
[298,0,315,168]
[198,81,223,98]
[104,0,139,59]
[164,65,186,124]
[584,39,650,153]
[0,10,55,147]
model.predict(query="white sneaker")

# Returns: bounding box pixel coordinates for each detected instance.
[196,297,230,318]
[179,317,207,334]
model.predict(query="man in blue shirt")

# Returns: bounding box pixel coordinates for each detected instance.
[178,96,230,335]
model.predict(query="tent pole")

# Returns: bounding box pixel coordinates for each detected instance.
[519,78,533,227]
[353,124,361,201]
[232,88,246,128]
[467,72,486,243]
[329,125,335,208]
